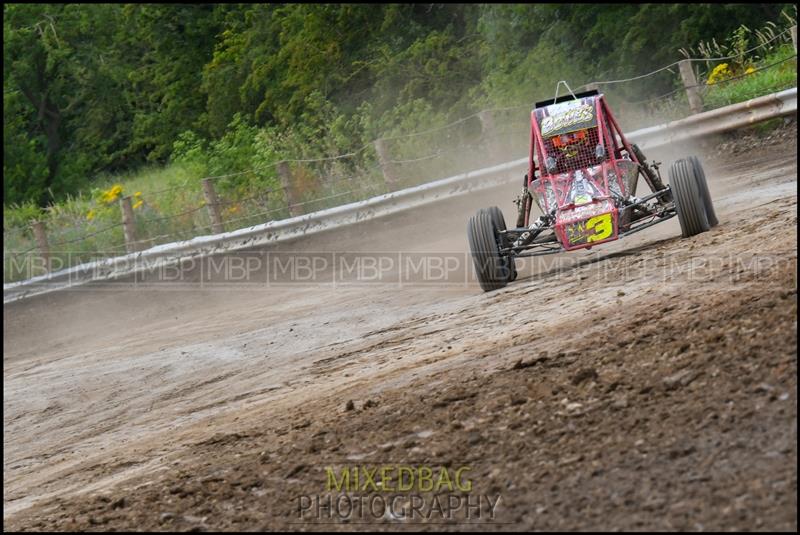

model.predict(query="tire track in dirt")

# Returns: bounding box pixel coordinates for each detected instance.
[3,125,797,529]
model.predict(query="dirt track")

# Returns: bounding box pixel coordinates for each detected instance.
[3,124,797,531]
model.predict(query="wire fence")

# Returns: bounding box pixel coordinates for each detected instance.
[4,23,797,283]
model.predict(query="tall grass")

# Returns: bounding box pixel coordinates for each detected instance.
[701,46,797,109]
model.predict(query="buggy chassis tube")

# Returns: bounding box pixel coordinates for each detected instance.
[498,238,559,255]
[617,211,677,238]
[618,187,673,215]
[508,213,554,250]
[512,248,564,258]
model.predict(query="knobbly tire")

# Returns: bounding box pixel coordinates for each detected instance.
[688,155,718,227]
[467,210,509,292]
[669,159,710,238]
[484,206,518,282]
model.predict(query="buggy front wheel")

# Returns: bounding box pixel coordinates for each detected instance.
[467,210,509,292]
[669,159,710,238]
[483,206,517,282]
[688,155,718,227]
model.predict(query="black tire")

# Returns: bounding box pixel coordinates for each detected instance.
[467,210,509,292]
[669,159,710,238]
[688,155,718,227]
[484,206,517,282]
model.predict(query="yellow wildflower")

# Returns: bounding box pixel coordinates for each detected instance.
[134,191,142,198]
[744,66,755,75]
[706,63,733,85]
[87,209,96,221]
[133,199,144,210]
[101,184,124,204]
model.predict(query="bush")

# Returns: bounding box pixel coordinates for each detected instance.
[702,45,797,110]
[4,201,45,229]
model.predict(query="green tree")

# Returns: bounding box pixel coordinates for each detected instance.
[4,3,794,209]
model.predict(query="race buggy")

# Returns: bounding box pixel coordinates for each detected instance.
[467,84,718,292]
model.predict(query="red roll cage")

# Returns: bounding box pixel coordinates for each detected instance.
[522,91,647,227]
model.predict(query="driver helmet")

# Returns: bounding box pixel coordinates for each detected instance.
[551,129,588,158]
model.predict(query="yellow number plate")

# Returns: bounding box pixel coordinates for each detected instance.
[566,212,614,245]
[586,213,613,242]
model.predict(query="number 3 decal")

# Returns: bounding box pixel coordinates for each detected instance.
[586,213,613,242]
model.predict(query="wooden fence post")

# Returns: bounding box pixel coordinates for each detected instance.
[202,178,225,234]
[374,138,399,190]
[277,161,302,217]
[32,220,50,272]
[792,25,797,54]
[120,196,139,253]
[679,59,703,114]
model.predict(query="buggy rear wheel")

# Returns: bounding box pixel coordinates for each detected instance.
[484,206,517,282]
[669,159,710,238]
[467,210,509,292]
[688,155,718,227]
